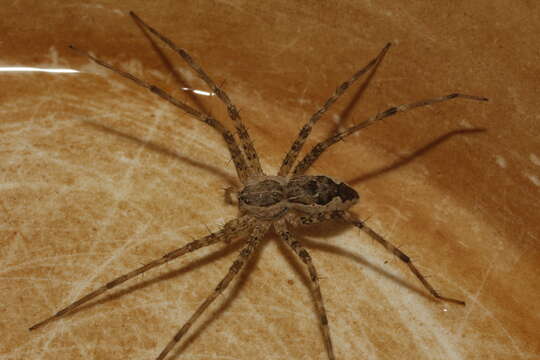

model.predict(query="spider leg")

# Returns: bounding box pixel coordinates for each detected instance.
[274,220,335,360]
[68,45,250,184]
[129,11,264,177]
[293,93,488,176]
[29,216,252,331]
[285,211,343,227]
[279,43,391,176]
[156,222,270,360]
[340,211,466,305]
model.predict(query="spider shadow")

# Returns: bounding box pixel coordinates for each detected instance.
[275,222,435,307]
[79,15,241,188]
[269,128,488,321]
[347,128,486,186]
[328,47,385,135]
[131,14,216,119]
[82,120,238,188]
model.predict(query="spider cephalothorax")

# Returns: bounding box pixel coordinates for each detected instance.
[286,175,359,212]
[30,11,487,360]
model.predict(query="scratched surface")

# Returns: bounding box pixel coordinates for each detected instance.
[1,1,539,360]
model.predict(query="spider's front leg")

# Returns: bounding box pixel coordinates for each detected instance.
[68,45,251,184]
[129,11,264,177]
[279,43,391,177]
[340,211,466,305]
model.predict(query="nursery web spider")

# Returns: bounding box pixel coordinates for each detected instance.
[29,11,488,360]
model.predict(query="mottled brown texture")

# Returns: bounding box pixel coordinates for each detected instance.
[2,1,539,360]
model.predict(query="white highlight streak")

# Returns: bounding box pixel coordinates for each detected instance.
[180,87,214,96]
[0,66,79,73]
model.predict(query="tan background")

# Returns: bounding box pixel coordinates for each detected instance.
[1,1,539,360]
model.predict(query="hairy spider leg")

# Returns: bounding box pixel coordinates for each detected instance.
[340,211,466,305]
[287,209,466,305]
[68,45,251,184]
[278,43,391,177]
[130,11,264,177]
[293,93,488,175]
[275,220,335,360]
[156,223,270,360]
[285,211,343,227]
[29,216,253,331]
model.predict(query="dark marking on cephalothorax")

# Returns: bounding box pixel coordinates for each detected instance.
[287,176,336,205]
[337,182,358,202]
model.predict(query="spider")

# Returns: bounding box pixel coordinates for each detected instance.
[29,11,488,360]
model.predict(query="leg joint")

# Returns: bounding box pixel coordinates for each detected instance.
[395,249,410,263]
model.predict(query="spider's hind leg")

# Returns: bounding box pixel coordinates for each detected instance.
[29,215,253,331]
[156,222,270,360]
[275,220,335,360]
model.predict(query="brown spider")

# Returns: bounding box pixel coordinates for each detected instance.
[29,11,488,360]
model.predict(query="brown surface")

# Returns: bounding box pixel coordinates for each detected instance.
[1,1,539,360]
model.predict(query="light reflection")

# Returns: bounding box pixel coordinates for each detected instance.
[181,87,214,96]
[0,67,79,73]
